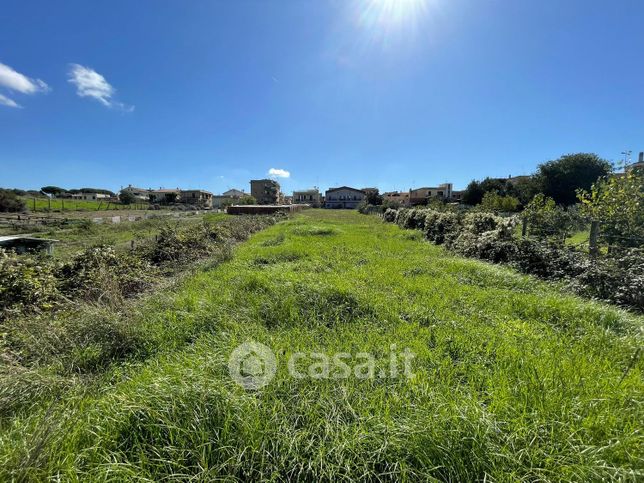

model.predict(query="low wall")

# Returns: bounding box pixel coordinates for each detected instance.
[226,204,309,215]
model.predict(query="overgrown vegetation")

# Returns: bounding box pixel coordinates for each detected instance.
[0,189,27,212]
[383,205,643,312]
[0,210,640,481]
[0,214,284,322]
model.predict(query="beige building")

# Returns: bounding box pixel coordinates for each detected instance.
[293,188,322,207]
[409,183,453,205]
[324,186,366,209]
[149,189,181,204]
[71,192,111,201]
[181,189,213,208]
[251,179,281,205]
[383,191,410,206]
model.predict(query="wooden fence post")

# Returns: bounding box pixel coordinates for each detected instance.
[589,221,600,257]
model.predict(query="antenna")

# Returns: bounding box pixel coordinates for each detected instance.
[621,150,632,163]
[621,150,632,171]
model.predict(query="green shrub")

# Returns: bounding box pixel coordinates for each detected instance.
[0,190,26,213]
[58,246,157,305]
[461,212,503,235]
[0,250,60,319]
[396,208,428,230]
[383,208,397,223]
[522,194,586,242]
[380,208,643,312]
[423,210,461,245]
[450,220,518,263]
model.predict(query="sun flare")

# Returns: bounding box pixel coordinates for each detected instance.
[364,0,429,26]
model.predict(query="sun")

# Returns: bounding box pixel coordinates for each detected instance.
[355,0,431,43]
[363,0,429,26]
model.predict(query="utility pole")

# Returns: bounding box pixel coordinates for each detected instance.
[620,150,632,172]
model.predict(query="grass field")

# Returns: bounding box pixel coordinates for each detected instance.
[20,197,149,212]
[1,210,641,481]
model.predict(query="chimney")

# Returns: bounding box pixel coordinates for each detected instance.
[639,152,643,163]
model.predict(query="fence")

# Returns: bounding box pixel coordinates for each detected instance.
[520,217,643,256]
[0,210,206,233]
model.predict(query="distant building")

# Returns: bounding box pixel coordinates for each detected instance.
[149,189,181,204]
[181,189,213,208]
[409,183,453,205]
[251,179,281,205]
[222,188,246,198]
[120,185,151,202]
[71,192,111,202]
[383,191,410,206]
[293,188,322,207]
[626,152,644,173]
[324,186,366,209]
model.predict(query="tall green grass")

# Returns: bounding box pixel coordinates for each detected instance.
[0,210,641,481]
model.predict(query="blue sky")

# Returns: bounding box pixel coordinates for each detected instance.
[1,0,642,194]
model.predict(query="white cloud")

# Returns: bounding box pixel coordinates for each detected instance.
[268,168,290,178]
[0,62,49,108]
[68,64,133,112]
[0,93,21,108]
[0,62,49,94]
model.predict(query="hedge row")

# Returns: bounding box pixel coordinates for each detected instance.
[383,207,643,312]
[0,214,284,321]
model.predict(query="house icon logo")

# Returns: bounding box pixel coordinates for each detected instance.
[228,341,277,390]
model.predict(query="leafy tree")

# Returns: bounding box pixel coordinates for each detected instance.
[41,186,66,196]
[365,191,383,206]
[462,177,513,205]
[0,190,27,212]
[535,153,611,205]
[462,180,485,205]
[522,194,584,242]
[119,191,137,205]
[510,176,541,206]
[237,195,257,205]
[382,199,401,210]
[480,191,520,212]
[578,169,644,248]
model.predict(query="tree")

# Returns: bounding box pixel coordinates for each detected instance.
[462,180,485,205]
[511,176,541,205]
[41,186,66,196]
[119,191,137,205]
[480,191,520,212]
[237,195,257,205]
[578,169,644,248]
[535,153,611,205]
[0,190,27,212]
[365,190,383,206]
[462,177,511,205]
[522,193,583,241]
